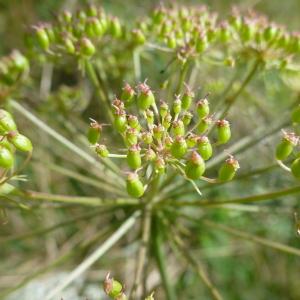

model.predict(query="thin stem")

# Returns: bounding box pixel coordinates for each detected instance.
[44,210,140,300]
[131,205,152,299]
[108,153,127,158]
[10,100,124,188]
[153,215,177,300]
[133,48,142,81]
[38,162,127,196]
[164,185,300,208]
[203,220,300,256]
[277,160,291,172]
[85,60,114,123]
[162,214,223,300]
[21,190,138,207]
[1,208,105,243]
[218,59,261,120]
[176,61,189,95]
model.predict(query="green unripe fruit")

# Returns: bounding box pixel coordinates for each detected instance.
[292,105,300,123]
[137,83,155,111]
[132,29,146,45]
[218,156,240,181]
[173,98,182,115]
[196,98,209,118]
[153,124,164,141]
[197,136,213,160]
[145,148,156,161]
[95,144,109,158]
[172,120,185,136]
[240,20,256,43]
[171,136,187,159]
[127,145,142,170]
[10,51,29,73]
[164,136,173,149]
[181,87,194,111]
[263,25,278,42]
[35,27,50,50]
[185,151,205,180]
[90,17,104,36]
[125,128,138,146]
[64,38,75,54]
[126,172,144,198]
[166,34,177,49]
[8,132,32,152]
[114,111,127,133]
[141,131,153,144]
[0,138,13,152]
[127,115,140,129]
[219,23,231,43]
[197,117,212,134]
[291,158,300,179]
[195,35,208,53]
[159,101,169,118]
[0,147,14,169]
[154,157,166,174]
[121,83,135,105]
[103,273,124,298]
[110,17,122,38]
[182,112,193,126]
[186,133,198,148]
[79,38,95,57]
[216,119,231,144]
[162,113,172,130]
[87,120,101,144]
[0,110,17,132]
[87,4,97,17]
[145,109,154,126]
[275,133,298,160]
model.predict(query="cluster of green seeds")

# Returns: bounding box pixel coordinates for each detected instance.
[136,4,300,66]
[0,109,33,170]
[88,81,239,198]
[25,4,145,60]
[0,50,29,88]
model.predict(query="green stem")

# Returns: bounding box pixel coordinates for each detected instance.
[85,60,114,123]
[202,220,300,256]
[218,58,261,120]
[176,61,189,95]
[10,100,124,188]
[171,229,223,300]
[1,208,106,243]
[153,215,177,300]
[22,190,138,207]
[164,185,300,208]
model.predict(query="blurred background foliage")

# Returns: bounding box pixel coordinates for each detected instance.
[1,0,300,300]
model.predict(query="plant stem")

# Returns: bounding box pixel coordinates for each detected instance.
[133,47,142,81]
[85,60,114,123]
[38,162,127,196]
[172,226,223,300]
[131,205,152,299]
[45,210,140,300]
[10,100,124,188]
[217,58,261,120]
[22,190,138,207]
[153,215,177,300]
[1,208,105,243]
[202,220,300,256]
[176,61,189,95]
[164,185,300,208]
